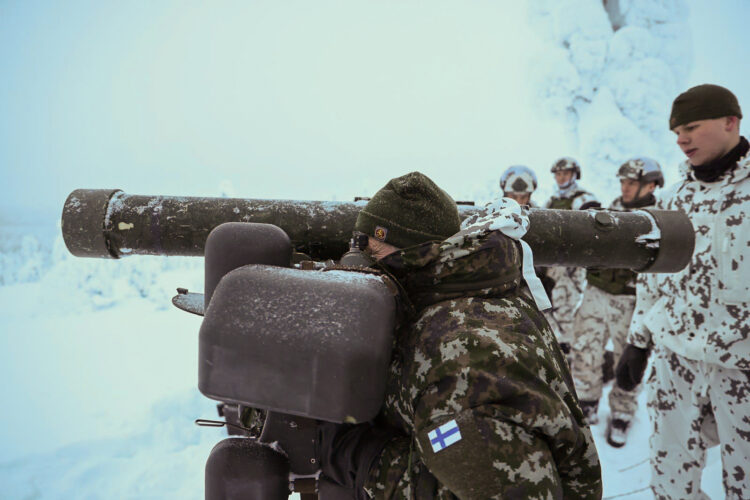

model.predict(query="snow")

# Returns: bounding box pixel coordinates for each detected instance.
[0,278,221,499]
[1,0,748,498]
[527,0,693,200]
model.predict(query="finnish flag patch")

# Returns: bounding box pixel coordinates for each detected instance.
[428,419,462,453]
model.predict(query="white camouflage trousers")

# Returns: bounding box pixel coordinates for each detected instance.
[546,266,586,345]
[647,346,750,500]
[571,285,637,413]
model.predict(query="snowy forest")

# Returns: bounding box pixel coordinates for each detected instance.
[1,0,748,498]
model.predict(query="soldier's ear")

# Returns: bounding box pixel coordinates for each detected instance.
[724,115,739,132]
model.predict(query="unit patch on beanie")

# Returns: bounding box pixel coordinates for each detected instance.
[374,226,388,241]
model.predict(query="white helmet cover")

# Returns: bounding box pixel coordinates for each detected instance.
[550,157,582,180]
[500,165,538,194]
[617,157,664,188]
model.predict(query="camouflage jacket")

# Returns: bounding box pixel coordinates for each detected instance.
[364,206,602,499]
[628,150,750,369]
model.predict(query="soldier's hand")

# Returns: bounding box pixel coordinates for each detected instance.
[316,421,397,493]
[615,344,650,391]
[559,342,571,355]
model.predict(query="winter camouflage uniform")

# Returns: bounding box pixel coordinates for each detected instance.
[544,267,586,346]
[628,152,750,499]
[571,197,646,418]
[544,182,599,346]
[364,203,602,500]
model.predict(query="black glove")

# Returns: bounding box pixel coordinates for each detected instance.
[316,422,397,495]
[615,344,650,391]
[559,342,571,355]
[535,267,556,299]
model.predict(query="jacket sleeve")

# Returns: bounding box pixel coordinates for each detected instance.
[414,406,563,499]
[627,190,673,349]
[363,298,602,499]
[365,396,600,500]
[363,408,563,500]
[546,266,586,343]
[364,351,601,498]
[627,272,657,348]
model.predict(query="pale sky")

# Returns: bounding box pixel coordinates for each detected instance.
[0,1,748,222]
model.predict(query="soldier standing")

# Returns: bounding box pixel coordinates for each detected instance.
[617,84,750,499]
[544,158,600,354]
[499,165,538,206]
[499,165,557,299]
[570,158,663,441]
[545,157,600,211]
[317,171,602,499]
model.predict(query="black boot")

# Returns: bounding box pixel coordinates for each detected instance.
[606,413,632,448]
[580,400,599,426]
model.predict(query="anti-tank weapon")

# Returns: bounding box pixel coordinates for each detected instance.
[63,189,692,272]
[61,189,695,499]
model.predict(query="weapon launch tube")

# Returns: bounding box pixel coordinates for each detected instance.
[62,189,695,272]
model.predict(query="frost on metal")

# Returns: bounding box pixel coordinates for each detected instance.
[105,191,126,223]
[633,209,662,249]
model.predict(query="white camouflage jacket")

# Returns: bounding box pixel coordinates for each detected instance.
[628,150,750,369]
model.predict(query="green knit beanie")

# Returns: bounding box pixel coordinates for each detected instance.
[670,84,742,129]
[355,171,461,248]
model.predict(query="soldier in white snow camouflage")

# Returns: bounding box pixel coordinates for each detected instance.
[617,84,750,499]
[499,165,538,207]
[544,157,600,354]
[499,165,557,314]
[570,157,663,443]
[545,157,600,211]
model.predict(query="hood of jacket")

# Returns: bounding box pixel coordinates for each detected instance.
[376,202,526,311]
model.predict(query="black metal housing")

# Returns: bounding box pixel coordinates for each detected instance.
[204,438,290,500]
[204,222,292,308]
[198,264,396,423]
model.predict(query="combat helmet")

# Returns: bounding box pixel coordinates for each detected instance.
[550,157,582,180]
[616,157,664,188]
[500,165,538,194]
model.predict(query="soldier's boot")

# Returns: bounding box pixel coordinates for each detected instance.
[580,400,599,426]
[606,412,632,448]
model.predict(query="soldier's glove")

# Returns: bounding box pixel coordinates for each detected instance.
[559,342,571,355]
[316,422,398,496]
[538,272,556,299]
[615,344,650,391]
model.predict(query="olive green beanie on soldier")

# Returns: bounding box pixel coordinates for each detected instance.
[670,84,743,129]
[355,171,461,248]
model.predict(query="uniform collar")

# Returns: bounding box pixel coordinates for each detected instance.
[680,136,750,185]
[554,180,580,198]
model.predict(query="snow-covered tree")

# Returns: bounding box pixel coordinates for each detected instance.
[528,0,691,200]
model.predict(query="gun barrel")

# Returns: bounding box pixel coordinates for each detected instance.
[61,189,694,272]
